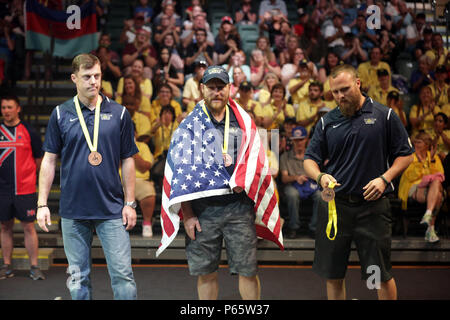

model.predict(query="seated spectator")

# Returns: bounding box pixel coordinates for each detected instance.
[259,9,287,48]
[250,49,281,88]
[281,46,318,86]
[150,105,179,160]
[153,14,181,48]
[357,46,391,93]
[368,68,399,107]
[134,0,153,24]
[338,0,357,28]
[387,91,407,127]
[222,49,251,82]
[379,28,397,67]
[180,14,215,49]
[428,65,449,108]
[288,59,314,107]
[323,13,350,58]
[293,13,308,37]
[310,0,334,27]
[429,112,450,162]
[122,95,151,144]
[235,81,264,127]
[341,32,367,68]
[185,1,206,27]
[409,86,442,137]
[392,0,414,42]
[299,22,328,68]
[261,83,295,130]
[280,126,321,239]
[351,14,378,52]
[183,28,214,76]
[426,33,448,71]
[153,46,184,98]
[153,2,182,29]
[92,33,122,88]
[131,124,156,238]
[115,75,151,118]
[117,59,153,107]
[257,71,280,106]
[398,131,445,243]
[279,34,300,65]
[279,117,296,155]
[256,35,278,67]
[319,51,342,108]
[230,66,246,99]
[411,55,434,94]
[295,81,327,134]
[214,16,241,65]
[120,12,152,45]
[235,0,257,25]
[182,60,207,109]
[273,20,293,57]
[160,33,184,70]
[122,28,157,78]
[406,12,427,51]
[150,83,184,126]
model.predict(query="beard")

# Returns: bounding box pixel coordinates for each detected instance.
[339,94,360,118]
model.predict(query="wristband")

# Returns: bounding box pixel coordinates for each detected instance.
[316,172,326,185]
[380,175,390,186]
[37,204,48,209]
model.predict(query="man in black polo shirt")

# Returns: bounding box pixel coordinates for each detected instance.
[304,64,414,300]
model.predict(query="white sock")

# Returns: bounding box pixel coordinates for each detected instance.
[425,209,432,216]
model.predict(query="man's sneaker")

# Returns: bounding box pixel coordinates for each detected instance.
[0,264,14,280]
[420,212,432,226]
[29,265,46,280]
[142,224,153,238]
[425,228,440,243]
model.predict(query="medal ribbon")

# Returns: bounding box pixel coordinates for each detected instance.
[74,95,101,153]
[326,181,338,241]
[201,101,230,156]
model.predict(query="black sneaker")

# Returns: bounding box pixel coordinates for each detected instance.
[285,228,298,239]
[29,265,46,280]
[0,264,14,280]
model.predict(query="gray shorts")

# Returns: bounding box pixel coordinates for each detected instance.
[185,197,258,277]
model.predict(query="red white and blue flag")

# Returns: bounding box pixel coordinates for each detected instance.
[25,0,98,58]
[156,98,283,257]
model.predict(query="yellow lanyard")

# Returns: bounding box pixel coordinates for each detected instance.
[74,96,101,153]
[201,102,230,155]
[326,181,338,241]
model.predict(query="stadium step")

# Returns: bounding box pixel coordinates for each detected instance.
[0,248,54,270]
[13,215,60,234]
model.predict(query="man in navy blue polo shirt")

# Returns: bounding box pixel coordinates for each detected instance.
[36,54,139,300]
[304,64,414,300]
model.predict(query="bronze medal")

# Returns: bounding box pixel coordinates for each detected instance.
[223,153,232,167]
[321,187,335,202]
[88,151,102,166]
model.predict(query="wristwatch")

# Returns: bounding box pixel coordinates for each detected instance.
[125,201,137,209]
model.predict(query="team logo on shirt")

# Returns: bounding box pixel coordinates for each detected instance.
[27,209,36,217]
[101,114,112,121]
[364,118,377,125]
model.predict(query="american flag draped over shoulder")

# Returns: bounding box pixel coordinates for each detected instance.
[156,98,284,257]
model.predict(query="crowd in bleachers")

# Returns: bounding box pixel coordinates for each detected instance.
[0,0,449,240]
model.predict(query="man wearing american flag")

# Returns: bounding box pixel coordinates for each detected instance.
[157,66,283,299]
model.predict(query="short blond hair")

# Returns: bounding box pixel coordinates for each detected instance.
[329,64,358,80]
[413,131,432,146]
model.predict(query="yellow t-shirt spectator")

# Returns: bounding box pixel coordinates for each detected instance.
[368,85,399,107]
[409,104,442,136]
[135,141,154,180]
[117,77,153,100]
[153,121,179,159]
[288,78,314,106]
[427,82,449,107]
[296,99,325,134]
[151,99,183,124]
[262,102,295,130]
[357,61,391,92]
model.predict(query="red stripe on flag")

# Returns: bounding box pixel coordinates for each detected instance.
[261,193,277,225]
[163,176,171,198]
[26,12,97,39]
[255,224,284,250]
[254,174,271,211]
[247,140,265,199]
[160,207,175,237]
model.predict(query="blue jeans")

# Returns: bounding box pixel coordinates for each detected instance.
[61,218,137,300]
[284,185,321,232]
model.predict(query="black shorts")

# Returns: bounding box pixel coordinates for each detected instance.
[0,193,38,222]
[313,196,393,282]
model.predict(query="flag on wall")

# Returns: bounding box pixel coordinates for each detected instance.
[25,0,98,58]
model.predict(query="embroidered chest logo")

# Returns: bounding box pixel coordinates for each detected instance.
[364,118,377,125]
[101,114,112,120]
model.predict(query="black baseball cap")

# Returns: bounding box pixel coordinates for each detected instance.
[201,66,230,84]
[377,68,389,77]
[239,81,253,91]
[387,91,399,100]
[436,65,447,73]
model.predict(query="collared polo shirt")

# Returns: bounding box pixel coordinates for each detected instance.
[43,94,138,219]
[305,96,414,196]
